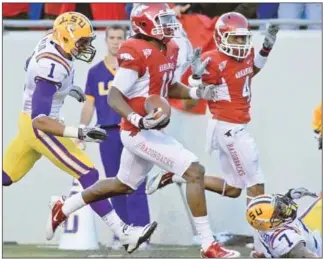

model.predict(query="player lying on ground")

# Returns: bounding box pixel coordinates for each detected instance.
[46,3,242,258]
[2,11,157,254]
[246,188,321,258]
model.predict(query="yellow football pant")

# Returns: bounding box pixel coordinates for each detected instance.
[300,194,322,235]
[3,112,94,182]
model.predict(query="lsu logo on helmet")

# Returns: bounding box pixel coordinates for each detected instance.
[52,12,96,63]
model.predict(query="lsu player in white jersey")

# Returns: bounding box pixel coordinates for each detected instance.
[246,188,321,258]
[3,12,157,253]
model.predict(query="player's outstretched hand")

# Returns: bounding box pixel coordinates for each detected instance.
[263,24,279,49]
[78,125,107,143]
[286,187,318,200]
[190,47,211,78]
[69,85,86,102]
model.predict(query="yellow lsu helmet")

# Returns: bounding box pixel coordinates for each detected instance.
[52,12,96,62]
[246,194,298,232]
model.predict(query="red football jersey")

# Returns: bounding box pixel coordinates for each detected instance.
[202,48,255,124]
[116,38,179,134]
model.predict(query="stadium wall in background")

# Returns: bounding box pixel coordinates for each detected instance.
[3,30,322,245]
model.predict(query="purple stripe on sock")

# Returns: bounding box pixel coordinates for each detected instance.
[47,134,91,172]
[33,128,82,176]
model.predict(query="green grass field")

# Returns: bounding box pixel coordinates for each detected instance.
[3,244,252,258]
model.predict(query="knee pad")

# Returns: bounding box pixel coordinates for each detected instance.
[78,168,99,189]
[3,171,13,186]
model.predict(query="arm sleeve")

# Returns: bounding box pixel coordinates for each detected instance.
[31,79,57,119]
[112,67,139,97]
[270,228,305,258]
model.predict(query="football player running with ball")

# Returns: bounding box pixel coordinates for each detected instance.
[46,4,241,258]
[2,12,157,254]
[247,188,321,258]
[146,11,279,242]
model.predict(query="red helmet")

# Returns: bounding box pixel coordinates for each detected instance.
[214,12,252,59]
[131,3,181,43]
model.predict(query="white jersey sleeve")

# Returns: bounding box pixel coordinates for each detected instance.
[35,57,69,87]
[269,227,306,257]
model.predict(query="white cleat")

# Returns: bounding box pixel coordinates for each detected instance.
[119,221,158,254]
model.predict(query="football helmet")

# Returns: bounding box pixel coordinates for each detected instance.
[131,3,181,44]
[246,194,298,232]
[214,12,252,59]
[52,12,96,63]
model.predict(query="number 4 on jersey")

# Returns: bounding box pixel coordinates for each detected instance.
[242,76,251,102]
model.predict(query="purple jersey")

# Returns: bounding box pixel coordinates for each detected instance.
[85,59,121,126]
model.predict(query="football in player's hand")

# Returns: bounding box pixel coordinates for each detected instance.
[144,94,171,120]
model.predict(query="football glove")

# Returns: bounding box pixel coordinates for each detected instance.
[78,125,107,143]
[263,24,279,50]
[285,187,318,200]
[69,86,86,102]
[190,47,211,78]
[127,109,168,130]
[188,76,218,101]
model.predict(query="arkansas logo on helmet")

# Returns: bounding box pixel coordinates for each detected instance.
[130,3,181,44]
[214,12,252,60]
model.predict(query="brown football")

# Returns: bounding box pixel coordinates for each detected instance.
[144,94,171,119]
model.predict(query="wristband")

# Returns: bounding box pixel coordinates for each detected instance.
[127,112,142,128]
[189,87,199,100]
[63,126,79,138]
[188,75,203,88]
[254,52,268,69]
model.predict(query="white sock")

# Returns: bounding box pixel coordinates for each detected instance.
[172,174,186,184]
[62,193,86,216]
[102,210,125,237]
[194,216,214,251]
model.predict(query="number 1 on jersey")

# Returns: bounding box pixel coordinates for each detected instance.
[242,76,251,102]
[47,63,56,78]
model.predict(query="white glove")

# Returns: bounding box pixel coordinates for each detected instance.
[127,109,168,130]
[78,125,107,143]
[188,76,218,101]
[285,187,318,200]
[69,85,86,102]
[190,47,211,78]
[263,24,279,49]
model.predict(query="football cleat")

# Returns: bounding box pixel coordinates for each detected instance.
[45,196,67,240]
[201,242,241,258]
[119,221,158,254]
[146,171,174,195]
